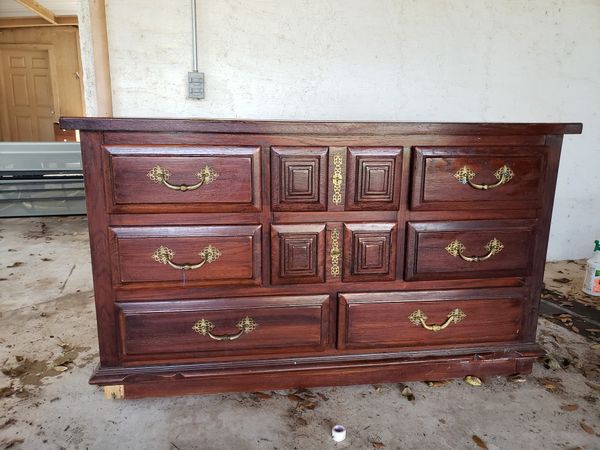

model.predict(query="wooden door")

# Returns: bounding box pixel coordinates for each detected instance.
[0,47,56,141]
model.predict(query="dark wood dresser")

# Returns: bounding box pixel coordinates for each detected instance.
[60,118,582,399]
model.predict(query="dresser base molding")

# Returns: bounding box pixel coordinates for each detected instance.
[91,346,543,399]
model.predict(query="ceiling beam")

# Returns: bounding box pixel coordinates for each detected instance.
[0,15,78,28]
[14,0,57,24]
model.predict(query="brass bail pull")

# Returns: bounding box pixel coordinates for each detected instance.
[454,164,514,190]
[152,245,222,270]
[192,316,258,341]
[445,238,504,262]
[147,165,219,191]
[408,309,466,332]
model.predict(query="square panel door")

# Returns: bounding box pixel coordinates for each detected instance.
[345,147,403,211]
[343,222,398,282]
[271,224,326,284]
[271,147,328,211]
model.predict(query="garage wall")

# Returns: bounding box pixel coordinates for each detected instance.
[101,0,599,260]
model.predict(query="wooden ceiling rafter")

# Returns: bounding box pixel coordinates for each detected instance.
[0,1,78,29]
[14,0,57,24]
[0,15,78,28]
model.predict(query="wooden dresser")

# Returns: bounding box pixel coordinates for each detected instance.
[60,118,581,399]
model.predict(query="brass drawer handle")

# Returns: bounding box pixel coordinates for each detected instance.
[147,165,219,191]
[192,316,258,341]
[152,245,221,270]
[445,238,504,262]
[409,308,466,332]
[454,164,514,190]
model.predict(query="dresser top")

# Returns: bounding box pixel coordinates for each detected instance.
[60,117,582,136]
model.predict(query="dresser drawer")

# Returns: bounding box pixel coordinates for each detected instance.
[109,225,261,287]
[338,289,523,350]
[104,146,261,212]
[405,220,536,281]
[116,295,331,359]
[411,146,548,210]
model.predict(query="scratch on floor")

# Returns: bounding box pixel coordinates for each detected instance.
[59,264,76,294]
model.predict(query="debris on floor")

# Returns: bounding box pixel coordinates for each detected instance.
[541,260,600,341]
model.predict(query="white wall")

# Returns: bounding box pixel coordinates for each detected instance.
[102,0,599,260]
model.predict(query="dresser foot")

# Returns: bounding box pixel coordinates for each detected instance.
[103,385,125,400]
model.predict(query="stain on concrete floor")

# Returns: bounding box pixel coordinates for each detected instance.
[0,217,599,450]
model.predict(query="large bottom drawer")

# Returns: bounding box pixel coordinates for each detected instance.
[117,295,331,360]
[338,288,524,350]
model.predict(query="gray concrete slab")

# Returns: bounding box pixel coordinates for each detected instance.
[0,217,599,450]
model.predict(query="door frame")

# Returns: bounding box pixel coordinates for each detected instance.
[0,43,61,141]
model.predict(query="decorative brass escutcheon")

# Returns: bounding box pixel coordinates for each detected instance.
[445,238,504,262]
[147,164,219,191]
[408,308,466,332]
[331,152,344,205]
[454,164,514,190]
[330,228,341,276]
[152,244,221,270]
[192,316,258,341]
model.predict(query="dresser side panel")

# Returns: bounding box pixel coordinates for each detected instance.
[524,135,563,340]
[81,131,119,365]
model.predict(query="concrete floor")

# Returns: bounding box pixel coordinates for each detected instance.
[0,216,599,450]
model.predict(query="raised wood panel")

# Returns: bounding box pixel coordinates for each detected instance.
[338,290,524,350]
[405,220,536,281]
[117,295,331,360]
[271,224,326,284]
[271,147,328,211]
[104,146,261,213]
[283,236,317,276]
[109,225,261,288]
[411,146,548,210]
[346,147,402,210]
[343,223,397,282]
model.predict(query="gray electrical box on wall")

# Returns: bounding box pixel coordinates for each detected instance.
[188,72,205,99]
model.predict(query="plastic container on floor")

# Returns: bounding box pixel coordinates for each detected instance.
[582,240,600,297]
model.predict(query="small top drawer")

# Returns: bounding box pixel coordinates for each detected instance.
[411,146,548,210]
[405,219,536,281]
[104,146,261,212]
